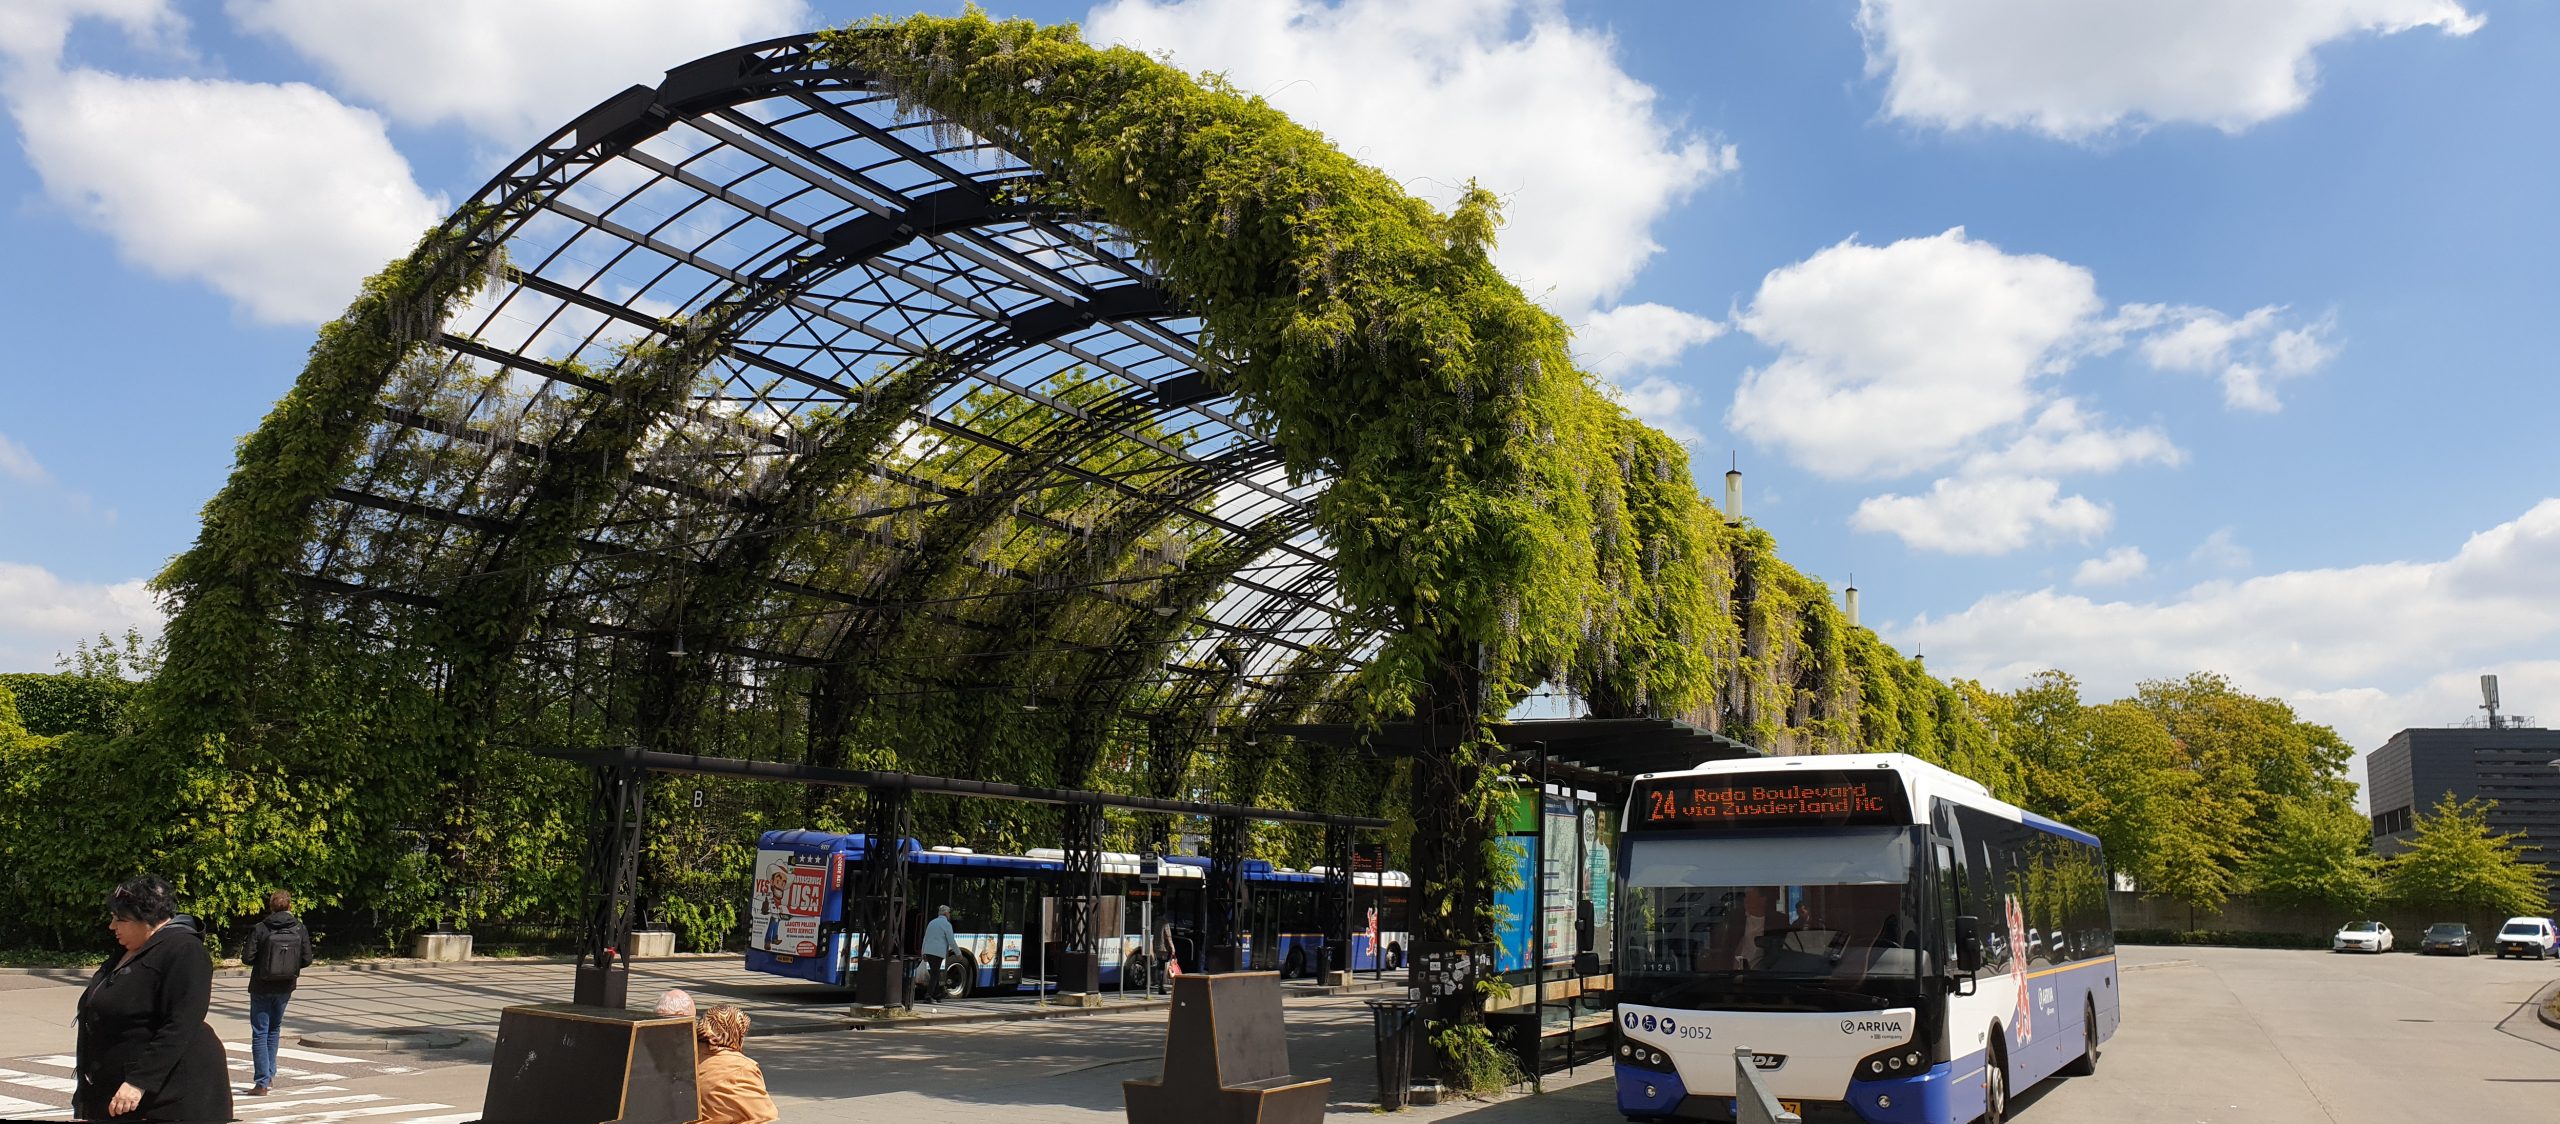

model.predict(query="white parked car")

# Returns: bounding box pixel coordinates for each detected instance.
[2493,917,2558,959]
[2332,920,2393,953]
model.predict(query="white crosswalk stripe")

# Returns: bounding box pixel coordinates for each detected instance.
[256,1103,454,1123]
[0,1092,63,1116]
[2,1051,465,1123]
[225,1042,372,1066]
[0,1066,77,1091]
[239,1092,388,1113]
[225,1058,348,1081]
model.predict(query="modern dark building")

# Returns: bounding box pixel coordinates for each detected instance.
[2367,725,2560,903]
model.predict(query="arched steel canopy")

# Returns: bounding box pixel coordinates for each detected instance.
[296,35,1378,768]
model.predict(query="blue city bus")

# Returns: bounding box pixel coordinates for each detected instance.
[743,830,1410,996]
[1613,754,2116,1124]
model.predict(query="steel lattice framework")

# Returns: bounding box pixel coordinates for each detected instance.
[293,36,1376,767]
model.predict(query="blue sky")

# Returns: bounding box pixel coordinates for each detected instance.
[2,0,2554,771]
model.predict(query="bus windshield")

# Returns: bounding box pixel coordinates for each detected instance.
[1617,828,1926,1012]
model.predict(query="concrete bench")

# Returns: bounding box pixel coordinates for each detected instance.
[1124,972,1329,1124]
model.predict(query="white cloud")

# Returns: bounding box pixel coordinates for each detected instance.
[2190,527,2252,570]
[2072,545,2148,587]
[1885,499,2560,754]
[1850,474,2111,555]
[1727,228,2332,555]
[0,0,180,66]
[0,433,48,484]
[1728,228,2109,479]
[228,0,811,145]
[2290,662,2560,763]
[1088,0,1734,314]
[1961,399,2182,477]
[0,562,160,673]
[1572,302,1725,381]
[1857,0,2485,140]
[2128,303,2336,411]
[9,69,447,324]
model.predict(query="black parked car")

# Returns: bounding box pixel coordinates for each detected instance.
[2420,922,2475,956]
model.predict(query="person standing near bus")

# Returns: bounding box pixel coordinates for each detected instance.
[920,905,956,1002]
[241,889,313,1096]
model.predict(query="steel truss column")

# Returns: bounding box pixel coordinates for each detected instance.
[858,787,914,964]
[1054,799,1105,994]
[1206,813,1249,973]
[848,786,915,1008]
[1321,823,1355,975]
[575,752,646,1007]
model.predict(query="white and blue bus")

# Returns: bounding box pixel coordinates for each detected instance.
[743,830,1411,996]
[1612,754,2116,1124]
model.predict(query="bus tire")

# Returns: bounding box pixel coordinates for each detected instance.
[1283,946,1308,980]
[1982,1029,2010,1124]
[943,951,977,1000]
[2061,999,2099,1076]
[1385,942,1404,971]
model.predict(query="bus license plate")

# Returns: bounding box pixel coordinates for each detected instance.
[773,953,795,963]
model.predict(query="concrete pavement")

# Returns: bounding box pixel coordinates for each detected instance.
[0,944,2551,1122]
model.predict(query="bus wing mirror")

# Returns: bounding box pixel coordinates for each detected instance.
[1955,915,1984,974]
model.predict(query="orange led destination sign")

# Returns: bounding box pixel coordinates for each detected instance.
[1629,771,1910,831]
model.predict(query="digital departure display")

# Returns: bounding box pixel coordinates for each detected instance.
[1629,770,1910,830]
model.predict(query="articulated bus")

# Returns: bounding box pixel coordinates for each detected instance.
[743,830,1411,996]
[1613,754,2116,1124]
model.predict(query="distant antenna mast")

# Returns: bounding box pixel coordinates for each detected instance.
[2482,674,2503,730]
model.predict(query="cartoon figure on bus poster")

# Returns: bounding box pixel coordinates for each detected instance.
[2005,892,2033,1047]
[750,848,828,957]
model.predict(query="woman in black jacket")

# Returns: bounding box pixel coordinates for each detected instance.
[75,875,233,1122]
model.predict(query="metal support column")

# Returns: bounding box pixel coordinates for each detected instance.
[574,751,646,1008]
[852,786,914,1007]
[1055,799,1104,994]
[1206,812,1248,973]
[1321,822,1354,975]
[1531,742,1548,1090]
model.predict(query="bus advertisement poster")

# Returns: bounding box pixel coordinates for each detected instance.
[749,847,830,957]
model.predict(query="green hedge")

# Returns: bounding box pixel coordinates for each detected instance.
[2117,928,2331,950]
[0,674,137,737]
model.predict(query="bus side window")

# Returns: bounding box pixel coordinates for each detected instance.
[1934,841,1961,974]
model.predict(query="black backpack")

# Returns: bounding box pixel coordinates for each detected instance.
[259,921,312,978]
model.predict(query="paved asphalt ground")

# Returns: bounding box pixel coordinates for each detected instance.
[0,944,2552,1122]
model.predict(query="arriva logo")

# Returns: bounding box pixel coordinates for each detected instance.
[1840,1019,1901,1035]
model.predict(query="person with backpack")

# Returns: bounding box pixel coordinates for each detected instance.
[241,889,313,1096]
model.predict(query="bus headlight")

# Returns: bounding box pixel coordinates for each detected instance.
[1859,1043,1931,1079]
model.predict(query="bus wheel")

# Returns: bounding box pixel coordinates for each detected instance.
[943,952,977,1000]
[1283,946,1308,980]
[2061,1000,2099,1076]
[1982,1032,2010,1124]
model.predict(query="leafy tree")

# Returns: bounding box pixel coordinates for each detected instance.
[56,627,163,680]
[2244,796,2382,914]
[2088,701,2248,911]
[2134,672,2356,834]
[2384,794,2548,918]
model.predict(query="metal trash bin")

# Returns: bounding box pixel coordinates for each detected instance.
[1365,997,1420,1109]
